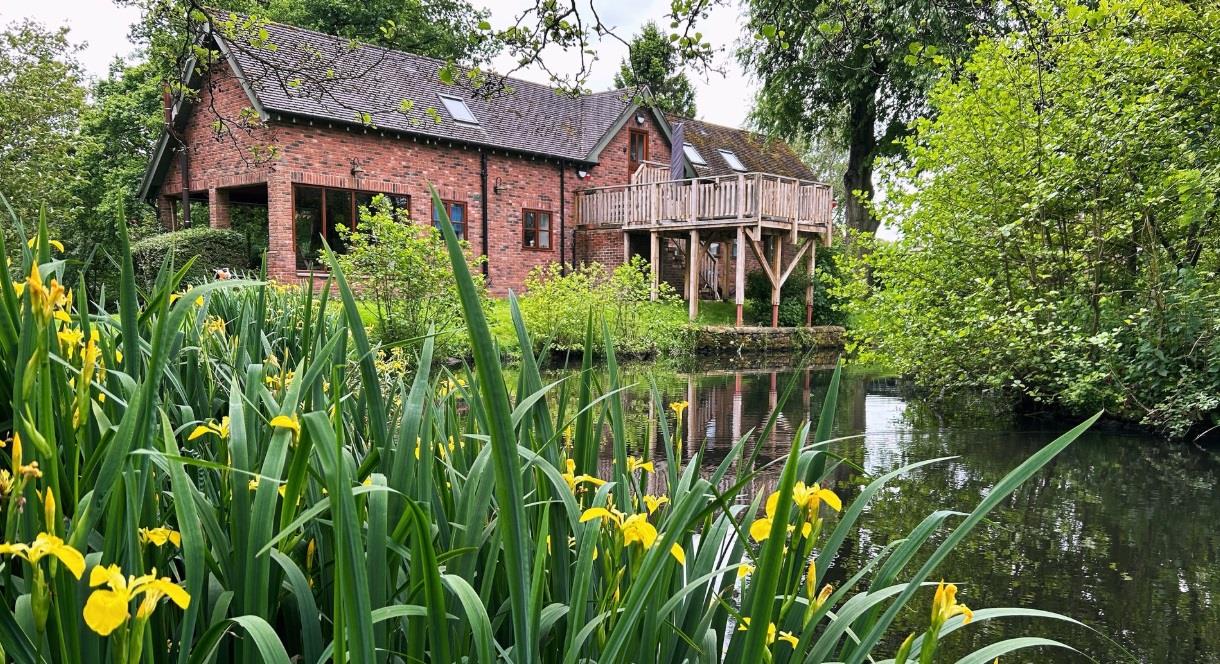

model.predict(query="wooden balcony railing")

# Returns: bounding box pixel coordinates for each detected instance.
[575,172,834,234]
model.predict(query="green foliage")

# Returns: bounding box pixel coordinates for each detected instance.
[335,194,486,358]
[0,20,86,251]
[741,0,1002,232]
[517,256,691,356]
[744,243,847,327]
[613,21,697,117]
[129,226,249,289]
[848,0,1220,438]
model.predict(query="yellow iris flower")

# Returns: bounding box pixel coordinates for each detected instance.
[670,400,689,419]
[930,581,973,627]
[139,527,182,548]
[642,494,669,514]
[27,238,65,252]
[0,532,85,579]
[749,482,842,542]
[83,564,190,636]
[270,413,301,439]
[188,416,230,441]
[561,459,606,492]
[626,455,654,474]
[579,506,685,565]
[736,617,799,648]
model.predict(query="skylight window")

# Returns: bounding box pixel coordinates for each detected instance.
[438,94,479,125]
[719,149,747,172]
[683,143,707,166]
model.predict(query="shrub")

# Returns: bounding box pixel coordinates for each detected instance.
[744,242,847,327]
[335,194,488,359]
[517,256,691,356]
[129,226,247,289]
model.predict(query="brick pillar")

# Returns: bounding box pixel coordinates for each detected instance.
[208,187,231,229]
[266,174,296,282]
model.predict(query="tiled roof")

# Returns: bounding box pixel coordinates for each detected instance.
[219,19,637,162]
[666,114,817,181]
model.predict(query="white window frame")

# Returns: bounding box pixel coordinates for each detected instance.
[718,149,747,172]
[438,94,479,125]
[683,142,707,166]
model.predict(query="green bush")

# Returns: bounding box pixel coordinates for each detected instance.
[518,256,691,356]
[744,242,847,327]
[129,226,248,289]
[335,194,487,359]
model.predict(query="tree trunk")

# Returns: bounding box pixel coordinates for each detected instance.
[843,90,879,235]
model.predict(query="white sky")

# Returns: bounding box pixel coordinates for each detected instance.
[3,0,756,128]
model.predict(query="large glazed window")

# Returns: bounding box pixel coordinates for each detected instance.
[432,200,467,239]
[293,186,410,271]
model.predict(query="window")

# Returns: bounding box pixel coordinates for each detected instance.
[628,129,649,179]
[432,199,467,239]
[522,209,552,250]
[719,149,747,172]
[293,185,409,270]
[683,142,707,166]
[439,94,479,125]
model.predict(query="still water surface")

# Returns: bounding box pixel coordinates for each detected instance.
[590,361,1220,663]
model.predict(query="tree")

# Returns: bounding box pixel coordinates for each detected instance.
[0,20,86,244]
[848,0,1220,437]
[613,21,697,116]
[740,0,1003,234]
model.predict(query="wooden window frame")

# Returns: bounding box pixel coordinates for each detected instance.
[431,199,468,239]
[521,208,554,251]
[628,128,649,177]
[292,185,411,272]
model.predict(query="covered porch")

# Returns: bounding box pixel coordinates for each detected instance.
[575,171,835,326]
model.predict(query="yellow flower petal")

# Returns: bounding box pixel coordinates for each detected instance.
[83,589,130,636]
[749,517,773,542]
[579,507,616,524]
[669,543,686,566]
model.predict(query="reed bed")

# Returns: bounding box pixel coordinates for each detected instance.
[0,190,1099,663]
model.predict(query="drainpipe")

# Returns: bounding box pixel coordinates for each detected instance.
[558,161,566,273]
[480,151,490,279]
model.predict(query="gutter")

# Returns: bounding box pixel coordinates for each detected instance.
[480,150,490,279]
[559,161,566,273]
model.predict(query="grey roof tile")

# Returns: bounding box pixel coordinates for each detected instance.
[221,19,634,161]
[666,114,818,181]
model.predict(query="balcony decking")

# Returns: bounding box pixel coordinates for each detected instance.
[575,172,834,238]
[575,170,836,326]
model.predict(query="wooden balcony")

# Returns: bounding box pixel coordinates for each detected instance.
[575,170,837,327]
[575,172,834,240]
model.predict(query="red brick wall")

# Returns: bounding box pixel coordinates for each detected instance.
[157,66,678,295]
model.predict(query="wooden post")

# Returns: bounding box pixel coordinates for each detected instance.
[735,227,745,327]
[770,235,782,327]
[688,229,701,320]
[719,241,731,301]
[806,237,816,327]
[623,231,632,265]
[649,231,660,301]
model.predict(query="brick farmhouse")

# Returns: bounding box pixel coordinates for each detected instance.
[141,18,834,325]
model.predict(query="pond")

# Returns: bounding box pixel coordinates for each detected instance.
[584,359,1220,663]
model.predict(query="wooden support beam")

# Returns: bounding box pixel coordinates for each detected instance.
[770,235,782,327]
[778,237,813,287]
[735,227,745,327]
[806,237,817,326]
[688,229,701,320]
[623,232,631,265]
[719,242,731,301]
[649,231,660,301]
[743,228,776,288]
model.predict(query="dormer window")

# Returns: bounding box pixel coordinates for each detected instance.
[439,94,479,125]
[683,143,707,166]
[719,149,747,172]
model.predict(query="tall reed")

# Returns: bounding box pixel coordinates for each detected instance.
[0,190,1104,663]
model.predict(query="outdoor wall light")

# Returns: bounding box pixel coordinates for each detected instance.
[577,169,589,179]
[493,176,507,195]
[635,113,646,125]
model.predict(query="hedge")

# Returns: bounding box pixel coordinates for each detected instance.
[129,227,249,289]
